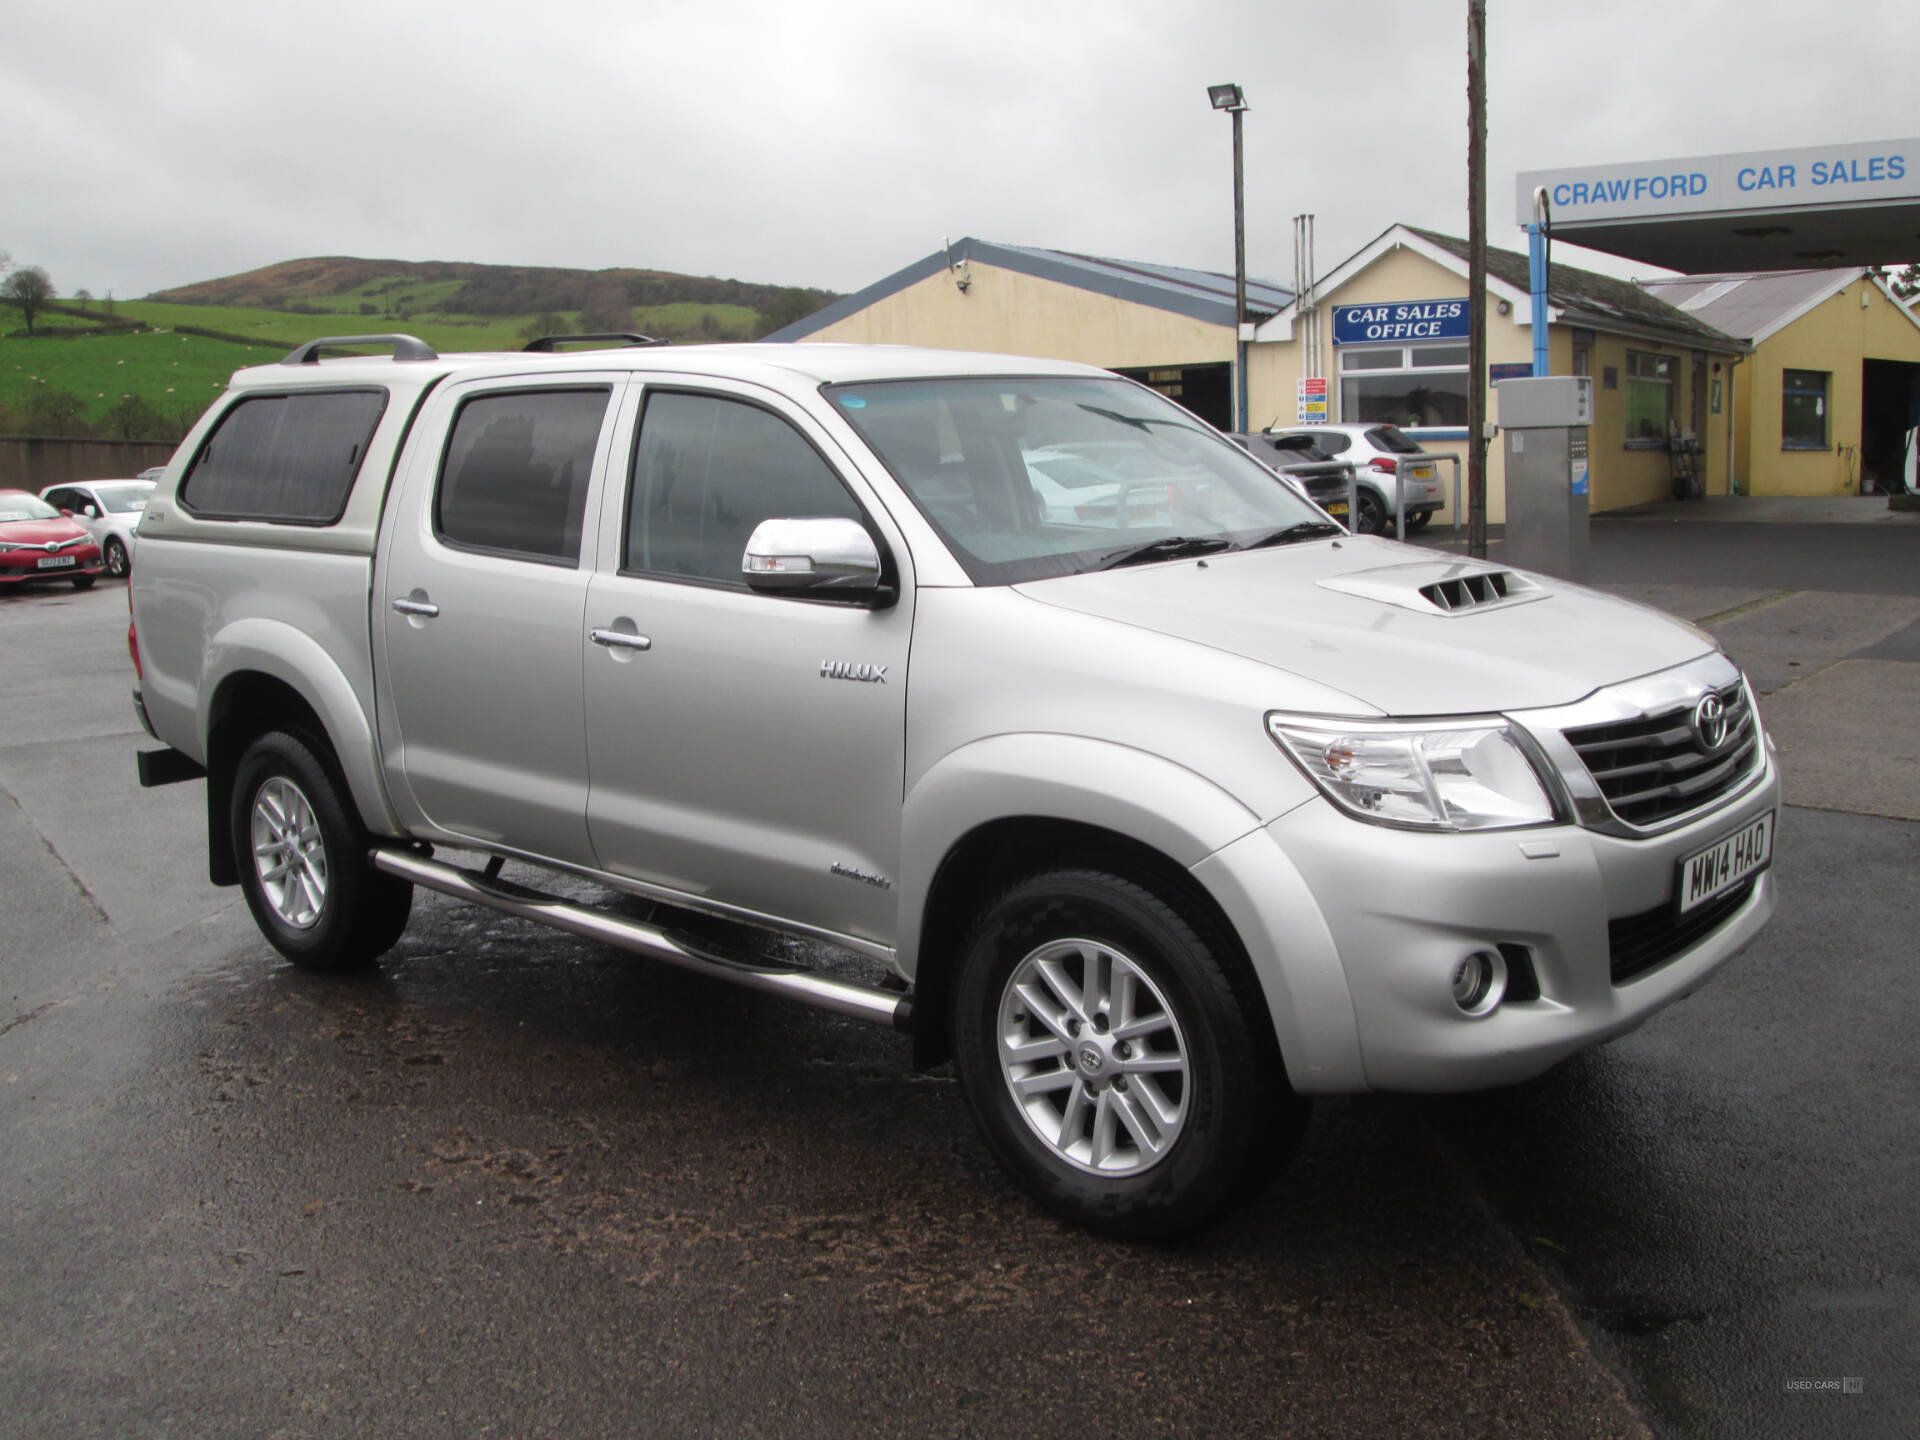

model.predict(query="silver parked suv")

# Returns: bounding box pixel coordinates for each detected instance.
[130,335,1778,1238]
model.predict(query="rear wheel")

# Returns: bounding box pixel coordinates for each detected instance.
[231,730,412,972]
[952,868,1303,1240]
[1354,489,1387,535]
[104,537,130,578]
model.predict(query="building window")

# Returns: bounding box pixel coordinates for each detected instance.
[1338,344,1469,429]
[1782,370,1829,450]
[1624,351,1674,445]
[1572,346,1590,377]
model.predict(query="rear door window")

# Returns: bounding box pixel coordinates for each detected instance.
[434,387,611,564]
[180,389,388,523]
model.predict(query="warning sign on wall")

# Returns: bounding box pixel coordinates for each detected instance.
[1297,377,1329,425]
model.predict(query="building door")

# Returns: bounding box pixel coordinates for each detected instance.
[1113,363,1232,430]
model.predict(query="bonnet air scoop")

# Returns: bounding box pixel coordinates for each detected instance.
[1317,560,1547,616]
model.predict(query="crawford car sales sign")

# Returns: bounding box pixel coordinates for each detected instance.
[1332,298,1469,345]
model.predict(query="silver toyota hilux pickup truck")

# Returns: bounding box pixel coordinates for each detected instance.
[130,334,1778,1238]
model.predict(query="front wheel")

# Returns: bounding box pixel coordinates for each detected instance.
[1404,508,1433,533]
[104,537,130,578]
[952,868,1302,1239]
[231,730,412,972]
[71,573,96,590]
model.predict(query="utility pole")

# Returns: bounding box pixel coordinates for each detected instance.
[1466,0,1489,558]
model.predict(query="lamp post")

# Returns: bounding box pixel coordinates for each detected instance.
[1208,83,1249,434]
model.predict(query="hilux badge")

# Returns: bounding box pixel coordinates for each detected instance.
[821,660,887,684]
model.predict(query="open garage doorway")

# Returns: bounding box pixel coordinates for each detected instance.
[1112,362,1232,430]
[1862,359,1920,494]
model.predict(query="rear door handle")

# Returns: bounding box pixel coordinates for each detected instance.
[391,596,440,618]
[590,628,652,651]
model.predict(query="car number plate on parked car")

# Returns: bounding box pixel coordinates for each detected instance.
[1678,811,1773,912]
[1410,464,1434,480]
[36,555,76,569]
[1325,501,1348,516]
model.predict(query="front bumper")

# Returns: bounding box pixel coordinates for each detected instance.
[0,549,103,582]
[1195,744,1780,1094]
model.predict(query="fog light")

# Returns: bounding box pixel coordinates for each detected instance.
[1450,949,1508,1017]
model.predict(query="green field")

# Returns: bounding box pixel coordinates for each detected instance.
[1,295,764,434]
[0,328,277,434]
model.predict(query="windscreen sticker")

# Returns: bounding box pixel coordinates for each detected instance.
[837,394,867,409]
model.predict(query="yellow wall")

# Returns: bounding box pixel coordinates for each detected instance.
[801,262,1233,371]
[1733,279,1920,496]
[1576,330,1733,505]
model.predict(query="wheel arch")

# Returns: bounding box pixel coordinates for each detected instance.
[199,621,399,885]
[899,735,1270,1071]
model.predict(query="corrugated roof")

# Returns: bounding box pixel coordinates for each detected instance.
[1404,227,1741,349]
[1635,268,1862,344]
[763,236,1292,341]
[982,241,1294,321]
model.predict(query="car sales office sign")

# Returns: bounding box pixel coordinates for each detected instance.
[1332,299,1468,345]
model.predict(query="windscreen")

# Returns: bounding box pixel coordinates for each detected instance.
[0,493,60,523]
[827,376,1327,585]
[93,482,154,513]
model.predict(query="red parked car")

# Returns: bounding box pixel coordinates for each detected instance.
[0,488,104,589]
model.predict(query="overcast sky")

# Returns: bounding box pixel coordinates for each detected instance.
[5,0,1915,302]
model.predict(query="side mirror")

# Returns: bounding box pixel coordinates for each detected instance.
[742,517,888,602]
[83,504,100,519]
[58,508,74,518]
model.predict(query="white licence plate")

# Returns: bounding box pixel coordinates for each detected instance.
[1678,811,1774,913]
[36,555,76,569]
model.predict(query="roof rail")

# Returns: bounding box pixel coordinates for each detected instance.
[280,334,440,366]
[522,332,670,352]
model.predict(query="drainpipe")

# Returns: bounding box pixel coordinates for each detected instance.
[1726,354,1743,495]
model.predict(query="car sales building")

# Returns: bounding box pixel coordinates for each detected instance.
[1248,225,1750,521]
[772,229,1748,522]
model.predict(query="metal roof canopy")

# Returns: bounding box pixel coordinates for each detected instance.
[1516,138,1919,274]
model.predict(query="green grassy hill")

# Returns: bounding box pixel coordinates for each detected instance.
[2,252,833,440]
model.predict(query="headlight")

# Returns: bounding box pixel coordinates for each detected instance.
[1267,713,1557,831]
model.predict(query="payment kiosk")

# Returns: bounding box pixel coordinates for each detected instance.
[1498,376,1594,582]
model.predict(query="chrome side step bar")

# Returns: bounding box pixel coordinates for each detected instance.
[369,847,912,1032]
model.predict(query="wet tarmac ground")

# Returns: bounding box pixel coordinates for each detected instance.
[3,518,1914,1438]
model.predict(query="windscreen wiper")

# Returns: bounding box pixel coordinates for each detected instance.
[1097,535,1236,570]
[1241,521,1345,550]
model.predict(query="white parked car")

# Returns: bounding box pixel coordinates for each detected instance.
[1259,423,1446,534]
[39,479,155,579]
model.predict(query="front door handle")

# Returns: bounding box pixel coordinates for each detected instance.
[590,627,652,651]
[392,594,440,618]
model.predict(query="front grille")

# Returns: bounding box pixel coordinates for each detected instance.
[1609,877,1758,984]
[1563,680,1757,828]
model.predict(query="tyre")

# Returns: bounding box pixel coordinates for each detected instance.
[1404,508,1433,533]
[71,573,96,590]
[952,868,1303,1240]
[104,537,130,579]
[230,729,412,972]
[1354,489,1387,535]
